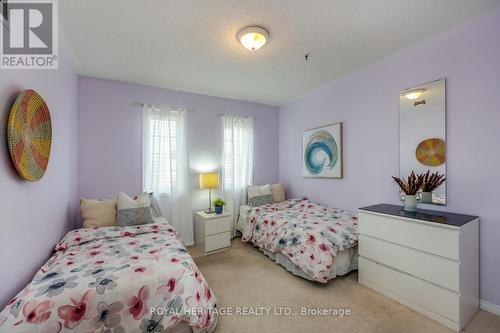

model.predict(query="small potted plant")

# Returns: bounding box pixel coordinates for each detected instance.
[392,171,424,212]
[213,198,225,214]
[421,170,445,204]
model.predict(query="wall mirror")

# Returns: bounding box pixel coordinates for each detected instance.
[400,78,446,205]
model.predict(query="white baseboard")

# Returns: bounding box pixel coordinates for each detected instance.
[184,241,194,247]
[480,300,500,316]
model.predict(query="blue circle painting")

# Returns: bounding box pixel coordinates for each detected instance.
[304,130,338,175]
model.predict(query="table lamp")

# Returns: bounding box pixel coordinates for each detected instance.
[199,172,219,213]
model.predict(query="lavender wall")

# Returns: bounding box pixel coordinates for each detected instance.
[77,77,279,225]
[279,9,500,306]
[0,51,78,306]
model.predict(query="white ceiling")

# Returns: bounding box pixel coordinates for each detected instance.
[60,0,500,106]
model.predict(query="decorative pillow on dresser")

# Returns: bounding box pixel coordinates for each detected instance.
[271,183,285,203]
[247,184,273,206]
[117,192,155,226]
[80,198,117,228]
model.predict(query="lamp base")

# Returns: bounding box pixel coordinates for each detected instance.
[205,188,214,215]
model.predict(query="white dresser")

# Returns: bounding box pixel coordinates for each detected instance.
[194,211,231,256]
[358,204,479,332]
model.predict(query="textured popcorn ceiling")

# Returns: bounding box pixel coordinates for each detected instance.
[60,0,500,106]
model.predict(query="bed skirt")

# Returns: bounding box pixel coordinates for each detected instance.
[259,246,358,281]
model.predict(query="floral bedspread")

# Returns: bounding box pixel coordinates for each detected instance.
[0,221,217,333]
[242,198,358,282]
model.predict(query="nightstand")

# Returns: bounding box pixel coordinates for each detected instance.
[194,211,231,256]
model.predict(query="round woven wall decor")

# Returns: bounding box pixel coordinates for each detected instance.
[415,138,446,167]
[7,90,52,182]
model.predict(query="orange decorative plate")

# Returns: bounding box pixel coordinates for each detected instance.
[7,90,52,182]
[415,138,445,167]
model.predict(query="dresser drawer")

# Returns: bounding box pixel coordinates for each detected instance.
[359,257,459,322]
[359,234,459,291]
[358,212,459,260]
[206,232,230,253]
[205,217,231,236]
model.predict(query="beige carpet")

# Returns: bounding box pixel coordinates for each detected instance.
[189,239,500,333]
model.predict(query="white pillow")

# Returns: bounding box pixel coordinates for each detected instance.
[246,184,273,206]
[147,192,162,218]
[117,192,155,226]
[247,184,271,198]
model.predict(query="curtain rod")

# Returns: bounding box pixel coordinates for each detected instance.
[216,113,257,119]
[134,102,195,112]
[135,103,258,119]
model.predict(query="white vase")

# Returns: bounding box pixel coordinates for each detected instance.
[404,194,417,212]
[421,191,433,204]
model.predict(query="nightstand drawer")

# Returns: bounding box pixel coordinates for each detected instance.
[194,211,232,256]
[205,216,231,235]
[206,232,230,252]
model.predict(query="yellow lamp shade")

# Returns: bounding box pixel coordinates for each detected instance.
[199,173,219,189]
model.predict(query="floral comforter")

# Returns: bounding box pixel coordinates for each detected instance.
[242,198,358,283]
[0,221,217,333]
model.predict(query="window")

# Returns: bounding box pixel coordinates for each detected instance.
[221,115,254,236]
[142,106,187,195]
[142,105,193,244]
[142,104,192,243]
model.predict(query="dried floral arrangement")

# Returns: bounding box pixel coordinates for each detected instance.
[421,170,446,192]
[392,171,425,195]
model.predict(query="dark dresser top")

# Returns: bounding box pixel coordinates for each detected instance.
[359,204,478,227]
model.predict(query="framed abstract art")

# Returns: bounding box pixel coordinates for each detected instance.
[303,122,343,178]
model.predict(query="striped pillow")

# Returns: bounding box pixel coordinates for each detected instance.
[117,192,155,226]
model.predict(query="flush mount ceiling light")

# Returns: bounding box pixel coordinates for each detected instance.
[404,89,426,100]
[238,26,269,51]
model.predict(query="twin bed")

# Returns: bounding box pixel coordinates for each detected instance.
[237,198,358,283]
[0,197,358,332]
[0,218,217,333]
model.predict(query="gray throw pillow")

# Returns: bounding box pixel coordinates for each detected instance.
[248,194,273,207]
[117,192,155,226]
[247,184,274,207]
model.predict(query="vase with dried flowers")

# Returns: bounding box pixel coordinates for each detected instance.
[392,171,425,211]
[421,170,446,204]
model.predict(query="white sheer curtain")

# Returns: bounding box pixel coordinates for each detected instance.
[221,115,254,237]
[142,105,193,244]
